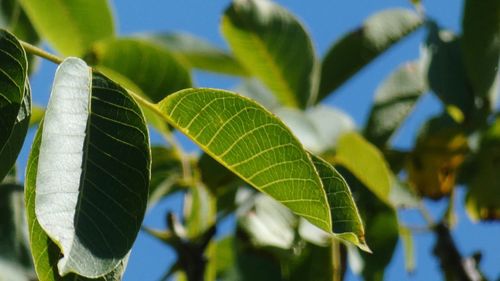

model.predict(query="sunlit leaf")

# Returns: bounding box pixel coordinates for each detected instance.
[462,0,500,97]
[145,32,248,76]
[26,58,150,278]
[0,29,30,182]
[318,8,423,101]
[18,0,114,56]
[364,61,426,146]
[87,38,192,103]
[336,132,392,204]
[156,88,367,249]
[221,0,318,108]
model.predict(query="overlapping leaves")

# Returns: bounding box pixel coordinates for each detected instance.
[26,58,150,279]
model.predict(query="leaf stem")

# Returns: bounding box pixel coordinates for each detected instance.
[20,41,63,64]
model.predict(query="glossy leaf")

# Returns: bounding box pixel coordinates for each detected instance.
[424,24,474,115]
[462,0,500,97]
[26,58,150,278]
[318,9,423,101]
[336,132,392,204]
[145,32,248,76]
[364,61,426,146]
[157,89,367,249]
[26,126,129,281]
[221,0,318,108]
[87,38,192,103]
[0,29,30,182]
[18,0,114,56]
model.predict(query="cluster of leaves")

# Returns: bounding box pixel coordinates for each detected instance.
[0,0,499,281]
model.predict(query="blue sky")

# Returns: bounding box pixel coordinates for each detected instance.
[21,0,500,280]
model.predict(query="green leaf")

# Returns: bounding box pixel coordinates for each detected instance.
[336,132,392,204]
[0,29,30,182]
[462,0,500,97]
[145,32,248,76]
[221,0,318,108]
[87,38,192,103]
[25,126,129,281]
[156,89,367,249]
[364,61,426,147]
[318,8,423,101]
[158,89,331,231]
[26,58,150,278]
[423,24,474,115]
[0,183,34,280]
[18,0,114,56]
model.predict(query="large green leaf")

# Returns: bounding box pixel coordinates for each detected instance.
[156,88,367,249]
[336,132,392,204]
[18,0,114,56]
[462,0,500,98]
[221,0,318,108]
[26,58,150,278]
[424,24,474,116]
[318,9,423,101]
[0,29,30,182]
[364,61,426,147]
[25,129,128,281]
[145,32,248,76]
[86,38,192,103]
